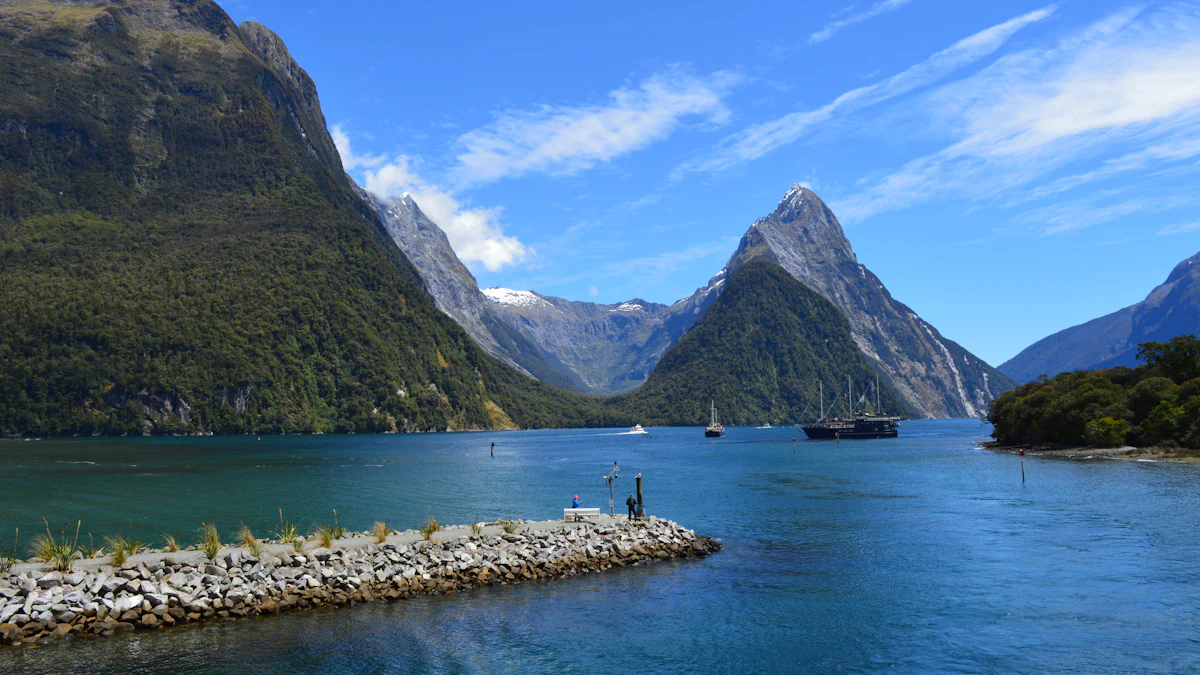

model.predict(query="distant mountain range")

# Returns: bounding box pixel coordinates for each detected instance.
[1001,250,1200,382]
[379,183,1013,417]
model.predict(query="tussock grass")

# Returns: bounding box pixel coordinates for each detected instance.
[371,521,389,544]
[35,519,81,571]
[502,520,520,535]
[246,538,266,557]
[273,508,299,544]
[105,535,145,566]
[0,528,17,573]
[331,509,346,539]
[470,522,483,536]
[291,536,306,553]
[312,526,334,549]
[163,534,180,553]
[199,522,221,561]
[237,523,257,550]
[419,515,441,541]
[79,533,102,560]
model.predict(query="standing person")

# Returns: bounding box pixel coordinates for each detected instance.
[572,494,580,509]
[490,442,494,458]
[626,494,637,520]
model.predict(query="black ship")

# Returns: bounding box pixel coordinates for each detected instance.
[801,377,899,440]
[705,401,725,438]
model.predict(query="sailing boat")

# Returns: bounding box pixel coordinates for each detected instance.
[801,376,899,440]
[705,401,725,438]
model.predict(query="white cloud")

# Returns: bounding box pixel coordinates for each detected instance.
[834,2,1200,225]
[809,0,914,44]
[680,6,1055,175]
[364,157,529,272]
[331,124,386,170]
[450,69,741,186]
[588,285,600,297]
[1158,221,1200,236]
[1017,192,1194,235]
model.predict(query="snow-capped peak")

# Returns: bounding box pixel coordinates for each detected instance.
[483,287,553,309]
[612,301,645,312]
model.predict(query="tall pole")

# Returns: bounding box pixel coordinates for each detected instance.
[819,381,824,420]
[636,474,643,519]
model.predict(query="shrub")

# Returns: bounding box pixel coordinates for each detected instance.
[1084,416,1131,448]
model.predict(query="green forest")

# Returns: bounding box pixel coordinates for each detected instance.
[988,335,1200,449]
[0,3,615,436]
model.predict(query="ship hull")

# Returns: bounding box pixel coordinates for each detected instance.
[802,426,897,440]
[705,429,724,438]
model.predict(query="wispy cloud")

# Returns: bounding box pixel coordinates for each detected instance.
[678,6,1054,176]
[450,68,741,187]
[1017,192,1194,235]
[361,155,530,272]
[809,0,915,44]
[1158,221,1200,236]
[331,124,386,170]
[835,2,1200,225]
[600,239,736,285]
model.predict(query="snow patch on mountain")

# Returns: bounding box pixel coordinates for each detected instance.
[612,302,646,312]
[483,287,554,309]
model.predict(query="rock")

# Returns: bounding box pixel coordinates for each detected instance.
[37,572,63,589]
[50,623,72,640]
[111,621,135,633]
[203,564,224,576]
[64,571,87,587]
[139,613,159,628]
[0,623,22,644]
[112,594,143,615]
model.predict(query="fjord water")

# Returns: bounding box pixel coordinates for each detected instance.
[4,420,1200,673]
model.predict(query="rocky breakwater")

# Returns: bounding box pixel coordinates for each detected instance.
[0,517,720,646]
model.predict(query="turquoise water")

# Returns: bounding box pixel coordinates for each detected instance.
[4,420,1200,673]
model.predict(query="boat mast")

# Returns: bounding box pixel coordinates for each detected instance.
[848,376,852,417]
[819,382,824,420]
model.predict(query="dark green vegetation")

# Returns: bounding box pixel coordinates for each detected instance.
[0,0,614,435]
[612,261,908,425]
[989,335,1200,450]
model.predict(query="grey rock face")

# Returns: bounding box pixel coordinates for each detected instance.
[362,191,586,392]
[1001,249,1200,382]
[480,280,720,395]
[717,185,1012,418]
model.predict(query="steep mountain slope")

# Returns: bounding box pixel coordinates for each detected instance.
[718,185,1012,418]
[1001,250,1200,382]
[363,191,585,391]
[482,279,719,394]
[0,0,608,435]
[612,261,908,425]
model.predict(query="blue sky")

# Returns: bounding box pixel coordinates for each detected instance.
[223,0,1200,367]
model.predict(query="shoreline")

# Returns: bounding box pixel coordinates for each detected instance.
[0,515,720,647]
[981,442,1199,462]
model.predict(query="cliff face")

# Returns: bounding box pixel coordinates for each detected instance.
[1002,250,1200,381]
[0,0,602,434]
[719,186,1013,418]
[364,191,586,392]
[481,284,718,395]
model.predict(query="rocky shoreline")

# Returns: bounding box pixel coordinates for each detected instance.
[0,516,720,647]
[982,442,1198,462]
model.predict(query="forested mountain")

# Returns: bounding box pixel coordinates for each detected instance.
[0,0,612,435]
[718,186,1012,418]
[611,261,908,425]
[1001,251,1200,383]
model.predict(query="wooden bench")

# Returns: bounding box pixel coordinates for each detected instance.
[563,507,601,521]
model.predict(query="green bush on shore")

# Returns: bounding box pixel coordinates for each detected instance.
[989,335,1200,449]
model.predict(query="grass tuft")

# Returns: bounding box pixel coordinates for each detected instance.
[163,534,180,553]
[291,536,306,553]
[273,508,299,544]
[371,521,389,544]
[35,519,81,571]
[470,522,483,536]
[331,509,347,539]
[502,520,520,535]
[312,526,334,549]
[419,515,442,541]
[237,523,257,549]
[0,528,17,573]
[199,522,221,561]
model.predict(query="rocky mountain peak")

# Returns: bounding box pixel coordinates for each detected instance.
[1165,249,1200,286]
